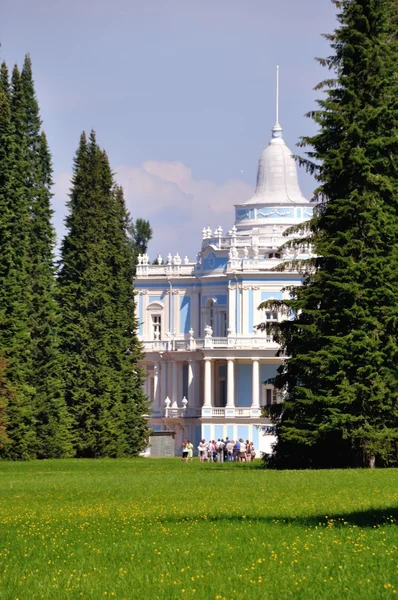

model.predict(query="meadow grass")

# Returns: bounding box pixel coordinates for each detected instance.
[0,459,397,600]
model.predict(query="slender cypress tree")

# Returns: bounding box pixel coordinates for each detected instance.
[58,132,149,457]
[260,0,398,469]
[110,187,150,453]
[129,217,152,270]
[0,64,36,458]
[20,56,72,457]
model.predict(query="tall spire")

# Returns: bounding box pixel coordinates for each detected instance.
[272,65,283,139]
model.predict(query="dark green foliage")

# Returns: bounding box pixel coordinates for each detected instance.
[0,64,36,458]
[260,0,398,469]
[0,53,149,459]
[129,217,152,269]
[20,56,72,457]
[0,356,11,450]
[58,132,149,457]
[0,56,71,458]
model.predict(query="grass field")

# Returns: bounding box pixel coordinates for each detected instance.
[0,459,397,600]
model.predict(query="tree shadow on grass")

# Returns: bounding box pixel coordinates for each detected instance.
[153,506,398,529]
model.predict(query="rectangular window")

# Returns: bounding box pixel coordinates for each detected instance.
[152,315,161,340]
[220,311,227,337]
[262,385,280,407]
[219,379,226,407]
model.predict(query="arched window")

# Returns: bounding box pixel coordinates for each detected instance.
[147,302,164,341]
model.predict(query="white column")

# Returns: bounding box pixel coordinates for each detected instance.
[188,360,195,406]
[172,361,178,406]
[204,358,212,407]
[228,285,236,333]
[226,359,235,408]
[160,361,167,405]
[242,287,249,334]
[251,359,260,409]
[153,362,160,408]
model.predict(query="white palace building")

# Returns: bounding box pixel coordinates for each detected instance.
[135,84,313,455]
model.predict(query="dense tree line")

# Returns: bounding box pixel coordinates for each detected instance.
[260,0,398,469]
[0,54,150,459]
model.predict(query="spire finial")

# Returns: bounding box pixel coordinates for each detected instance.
[272,65,283,139]
[276,64,279,124]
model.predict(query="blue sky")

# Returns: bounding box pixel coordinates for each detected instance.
[1,0,337,259]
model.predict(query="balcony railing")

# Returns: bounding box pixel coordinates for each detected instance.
[142,334,278,352]
[201,407,256,418]
[163,407,202,418]
[155,406,263,419]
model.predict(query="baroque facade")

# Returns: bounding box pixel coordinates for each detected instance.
[135,107,312,456]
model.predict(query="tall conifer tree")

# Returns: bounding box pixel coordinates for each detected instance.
[20,55,72,457]
[58,132,149,457]
[0,64,36,458]
[261,0,398,469]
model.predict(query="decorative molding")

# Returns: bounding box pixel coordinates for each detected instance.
[172,289,181,295]
[257,208,294,218]
[138,289,148,295]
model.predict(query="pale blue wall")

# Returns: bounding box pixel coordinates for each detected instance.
[251,425,259,448]
[237,425,249,441]
[202,255,228,271]
[203,425,211,441]
[261,291,283,302]
[214,425,224,440]
[260,363,279,387]
[180,296,191,334]
[236,363,252,407]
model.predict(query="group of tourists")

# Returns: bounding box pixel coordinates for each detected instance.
[181,438,257,462]
[197,438,256,462]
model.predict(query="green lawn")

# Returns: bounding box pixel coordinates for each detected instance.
[0,459,397,599]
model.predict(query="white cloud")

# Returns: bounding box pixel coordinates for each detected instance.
[52,160,253,261]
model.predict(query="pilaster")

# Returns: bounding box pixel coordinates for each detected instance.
[251,359,261,414]
[203,358,212,408]
[226,359,235,415]
[153,362,160,408]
